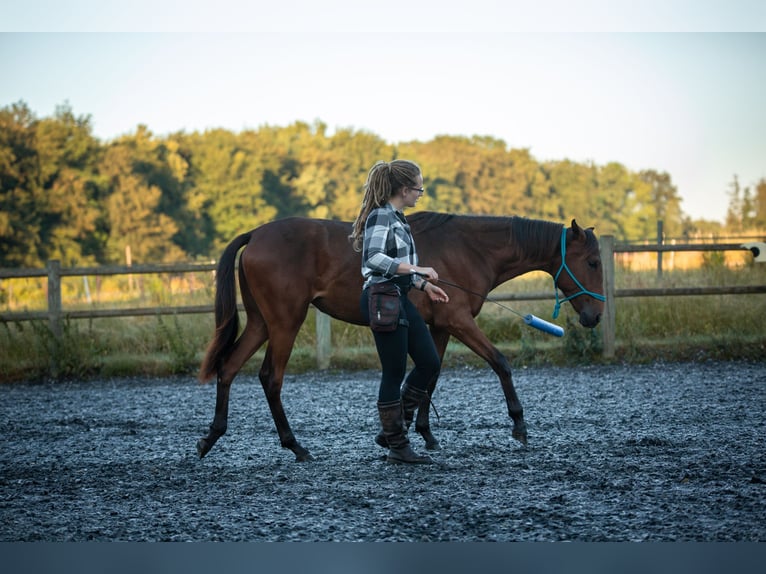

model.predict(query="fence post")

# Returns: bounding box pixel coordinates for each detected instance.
[600,236,616,358]
[657,220,664,278]
[315,308,331,369]
[47,259,62,376]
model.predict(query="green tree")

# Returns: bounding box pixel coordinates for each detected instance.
[325,127,391,221]
[591,162,642,239]
[0,101,101,267]
[725,175,744,231]
[501,147,548,219]
[34,105,102,265]
[638,170,687,238]
[0,102,40,266]
[740,185,757,230]
[544,159,599,225]
[399,137,465,214]
[100,135,184,264]
[5,100,738,268]
[182,128,278,253]
[402,135,519,215]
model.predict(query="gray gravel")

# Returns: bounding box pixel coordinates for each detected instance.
[1,361,764,541]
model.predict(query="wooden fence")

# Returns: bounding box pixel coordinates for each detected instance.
[598,238,765,357]
[1,239,764,370]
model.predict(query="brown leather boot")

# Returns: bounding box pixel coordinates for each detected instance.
[375,384,429,448]
[377,400,433,464]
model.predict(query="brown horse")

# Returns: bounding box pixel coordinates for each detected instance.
[197,212,605,461]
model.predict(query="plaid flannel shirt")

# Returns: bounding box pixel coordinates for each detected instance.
[361,203,419,289]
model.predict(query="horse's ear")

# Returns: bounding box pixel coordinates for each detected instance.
[571,219,583,239]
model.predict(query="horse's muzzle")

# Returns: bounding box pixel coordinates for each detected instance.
[579,311,601,328]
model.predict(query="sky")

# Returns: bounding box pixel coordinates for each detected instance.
[1,1,766,224]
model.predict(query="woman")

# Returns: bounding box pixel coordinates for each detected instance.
[349,159,449,464]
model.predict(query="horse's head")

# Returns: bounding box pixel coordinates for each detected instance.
[553,220,605,328]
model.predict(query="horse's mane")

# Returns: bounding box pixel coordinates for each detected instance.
[508,216,564,260]
[407,211,456,234]
[409,211,564,258]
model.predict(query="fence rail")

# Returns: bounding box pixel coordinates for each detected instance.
[614,243,748,253]
[1,238,763,369]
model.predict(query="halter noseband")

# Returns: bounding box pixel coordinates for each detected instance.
[552,227,606,319]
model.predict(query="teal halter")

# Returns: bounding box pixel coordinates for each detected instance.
[552,227,606,319]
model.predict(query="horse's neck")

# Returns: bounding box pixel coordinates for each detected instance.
[491,217,560,286]
[413,213,560,290]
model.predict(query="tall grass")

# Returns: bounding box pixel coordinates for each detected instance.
[1,262,764,382]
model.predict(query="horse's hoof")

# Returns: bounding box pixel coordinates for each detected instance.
[289,442,315,462]
[295,451,315,462]
[512,424,528,446]
[419,429,441,451]
[197,438,210,458]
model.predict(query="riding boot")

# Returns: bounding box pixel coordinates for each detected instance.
[375,384,429,448]
[401,383,429,427]
[377,400,433,464]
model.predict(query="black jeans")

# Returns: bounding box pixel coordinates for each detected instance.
[361,286,441,403]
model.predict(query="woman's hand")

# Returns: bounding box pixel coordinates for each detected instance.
[411,266,439,282]
[424,283,449,304]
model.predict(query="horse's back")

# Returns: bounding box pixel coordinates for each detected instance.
[242,217,353,266]
[240,217,365,323]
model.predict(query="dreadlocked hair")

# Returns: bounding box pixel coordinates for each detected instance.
[349,159,421,252]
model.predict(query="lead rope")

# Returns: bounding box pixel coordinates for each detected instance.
[434,278,528,318]
[427,395,440,423]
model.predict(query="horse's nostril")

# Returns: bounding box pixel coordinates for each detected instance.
[580,313,601,328]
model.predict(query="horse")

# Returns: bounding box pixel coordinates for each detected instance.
[197,212,605,461]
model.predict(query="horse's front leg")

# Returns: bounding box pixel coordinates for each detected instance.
[490,349,527,445]
[449,321,527,446]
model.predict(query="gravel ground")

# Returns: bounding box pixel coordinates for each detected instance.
[1,361,764,541]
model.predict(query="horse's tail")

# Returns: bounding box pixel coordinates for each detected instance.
[198,231,253,383]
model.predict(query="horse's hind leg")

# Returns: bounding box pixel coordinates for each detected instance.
[197,322,267,458]
[196,373,233,458]
[259,331,314,462]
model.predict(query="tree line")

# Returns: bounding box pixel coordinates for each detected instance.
[1,101,762,268]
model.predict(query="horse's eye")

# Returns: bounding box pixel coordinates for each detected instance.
[588,260,599,270]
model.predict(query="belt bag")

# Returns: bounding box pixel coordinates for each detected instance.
[368,282,406,332]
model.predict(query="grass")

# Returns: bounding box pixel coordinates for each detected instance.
[1,262,765,382]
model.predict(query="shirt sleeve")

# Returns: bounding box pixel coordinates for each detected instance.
[362,209,400,277]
